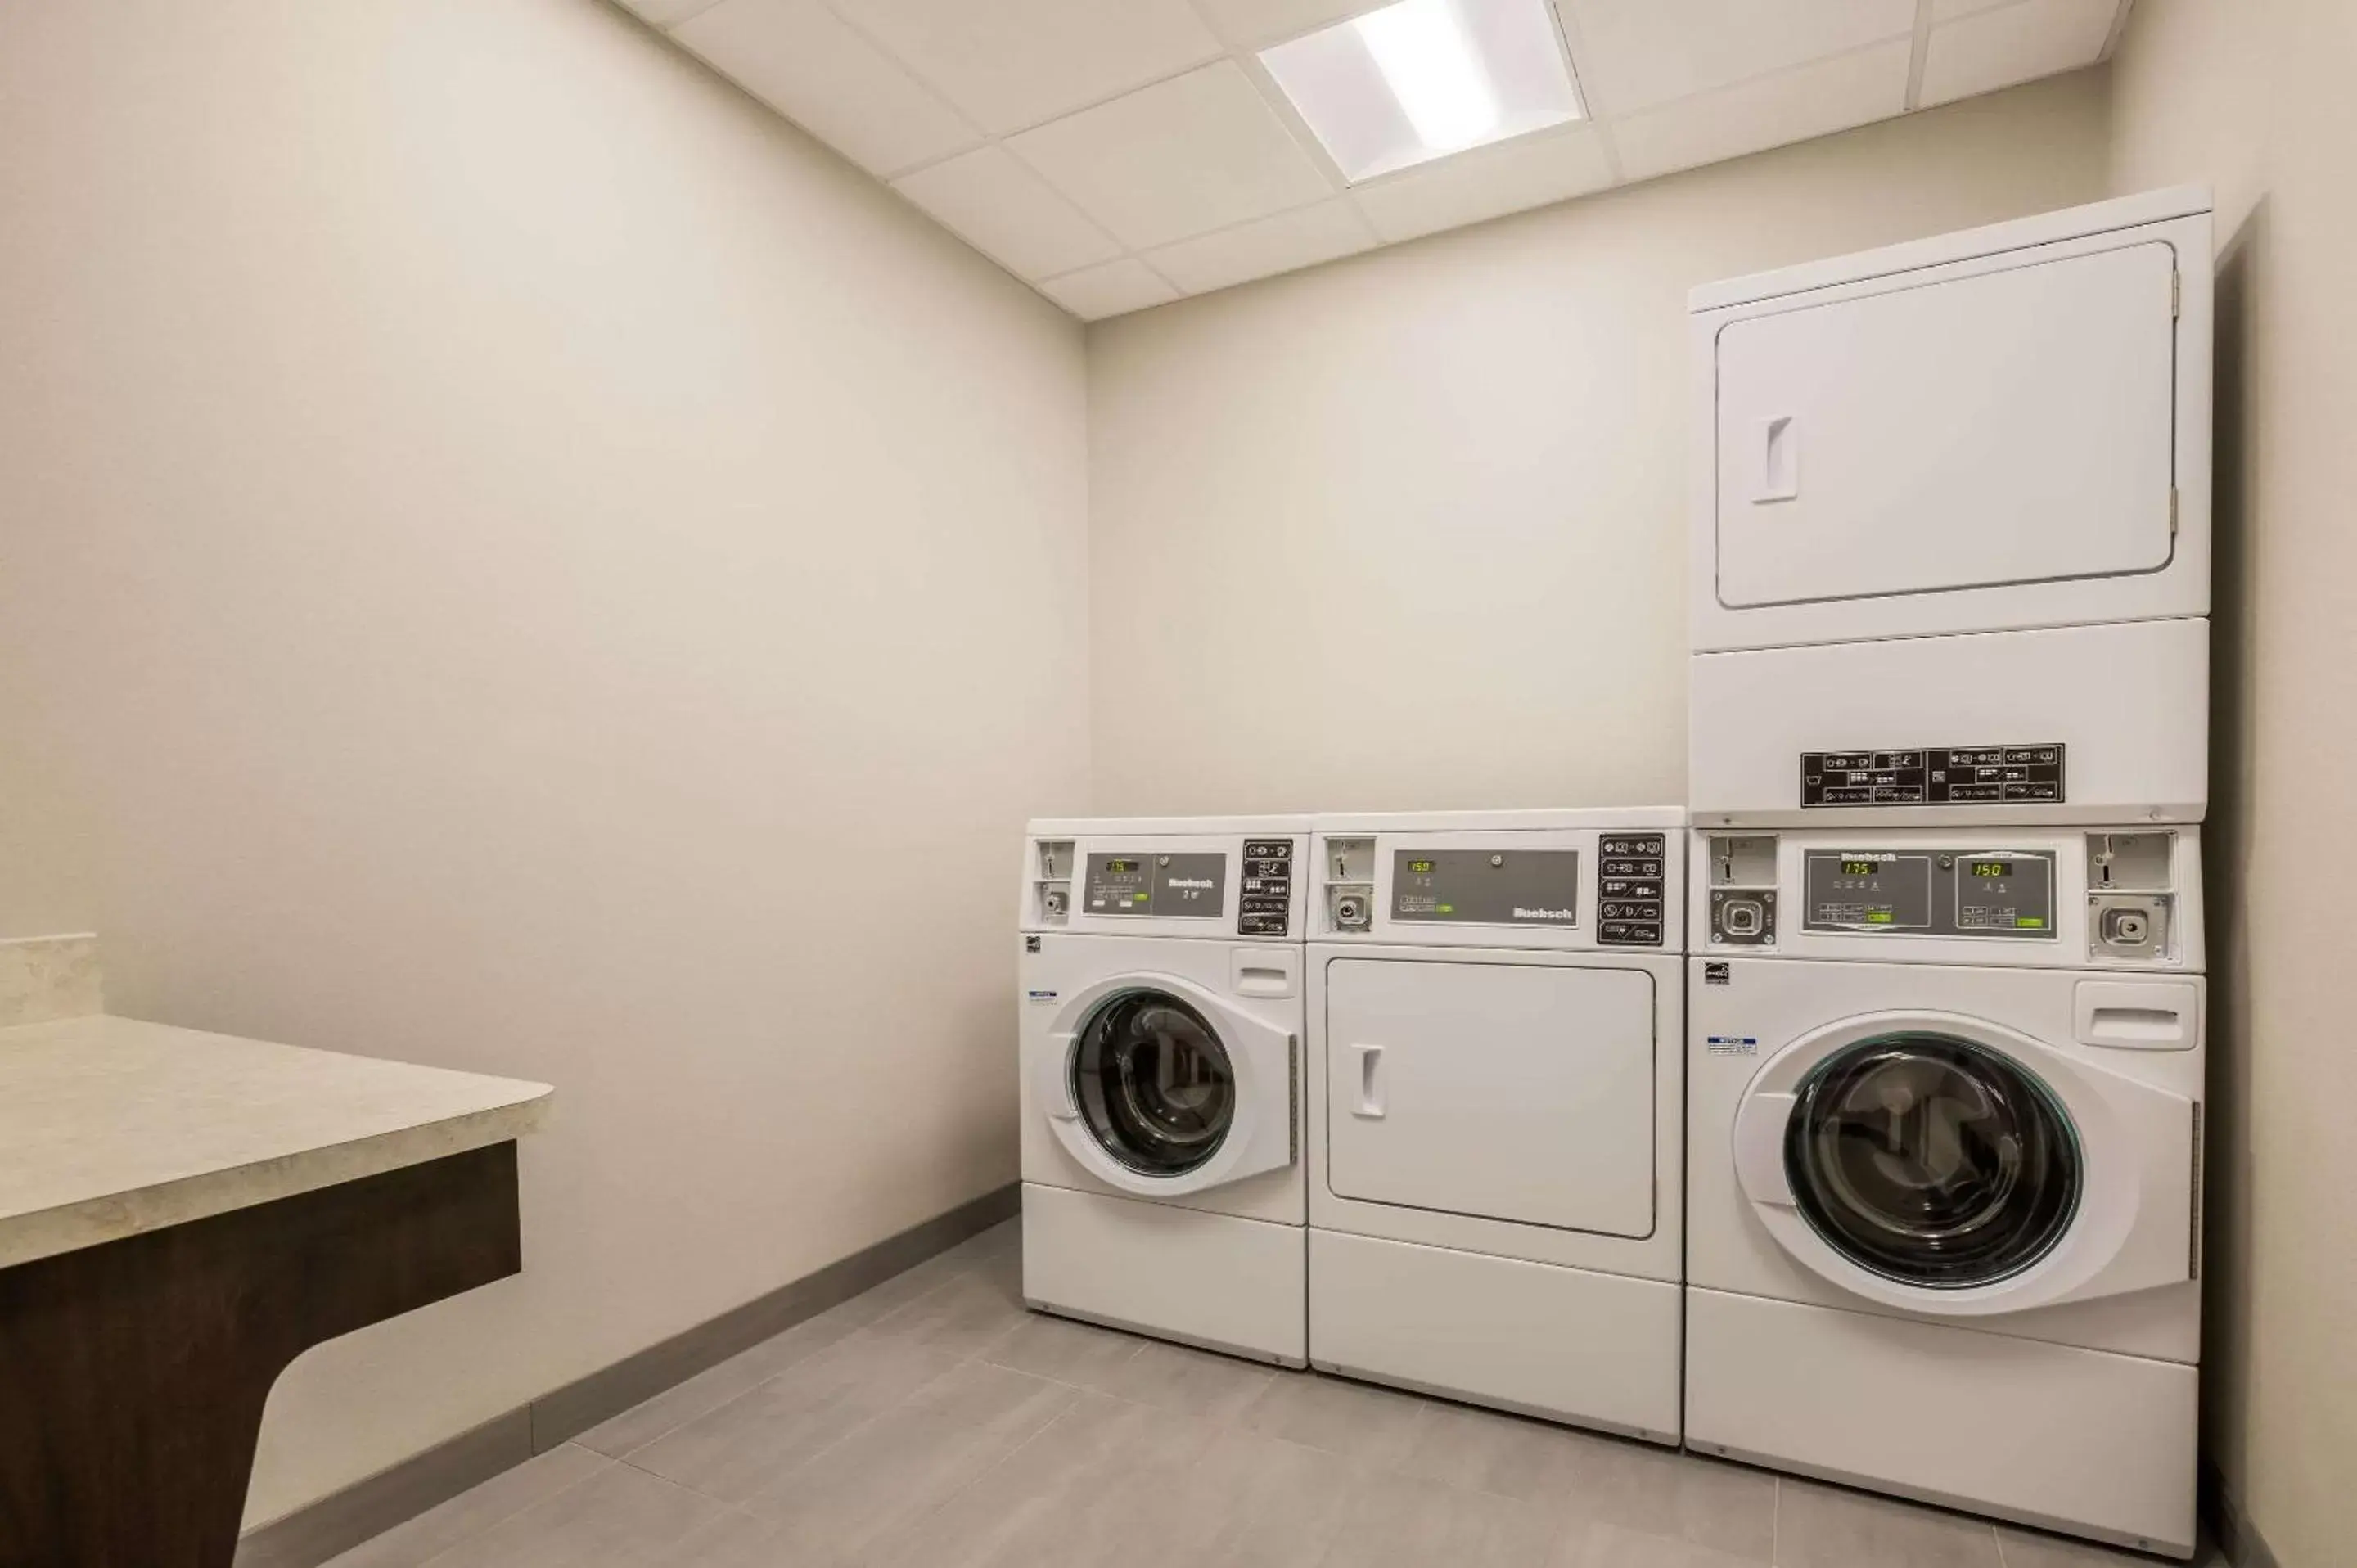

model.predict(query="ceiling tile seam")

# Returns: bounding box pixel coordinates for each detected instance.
[1904,0,1936,110]
[1589,119,1630,187]
[1173,0,1251,54]
[990,92,1338,265]
[1129,192,1381,293]
[1607,29,1922,137]
[1133,251,1189,296]
[874,170,1098,300]
[1228,47,1354,196]
[2098,0,2138,60]
[653,0,729,32]
[1543,0,1620,180]
[1534,0,1595,124]
[952,43,1232,145]
[888,145,1126,275]
[795,0,990,158]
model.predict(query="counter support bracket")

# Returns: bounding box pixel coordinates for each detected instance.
[0,1140,522,1567]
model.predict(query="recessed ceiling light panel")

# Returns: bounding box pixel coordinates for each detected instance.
[1260,0,1584,183]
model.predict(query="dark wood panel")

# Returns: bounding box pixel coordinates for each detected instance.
[0,1142,522,1568]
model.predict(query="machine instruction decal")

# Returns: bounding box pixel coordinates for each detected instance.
[1801,745,2065,808]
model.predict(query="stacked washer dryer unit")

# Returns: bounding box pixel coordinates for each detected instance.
[1018,817,1310,1365]
[1683,188,2214,1558]
[1305,811,1688,1443]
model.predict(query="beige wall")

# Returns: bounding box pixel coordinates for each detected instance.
[2110,2,2357,1561]
[1085,74,2112,818]
[0,0,1088,1527]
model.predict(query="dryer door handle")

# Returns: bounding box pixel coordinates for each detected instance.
[1733,1091,1797,1205]
[1039,1031,1079,1120]
[1348,1043,1385,1120]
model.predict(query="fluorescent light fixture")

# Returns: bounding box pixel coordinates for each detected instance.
[1354,0,1498,153]
[1260,0,1584,183]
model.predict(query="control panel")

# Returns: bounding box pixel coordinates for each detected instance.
[1800,849,2056,938]
[1392,849,1579,926]
[1597,833,1668,948]
[1696,828,2199,968]
[1084,852,1225,918]
[1238,840,1295,937]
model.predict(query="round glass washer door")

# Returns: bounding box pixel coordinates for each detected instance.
[1783,1032,2083,1290]
[1070,989,1237,1178]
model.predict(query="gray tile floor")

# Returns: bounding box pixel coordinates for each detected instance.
[327,1220,2214,1568]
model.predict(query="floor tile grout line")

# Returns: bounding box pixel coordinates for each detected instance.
[602,1249,1013,1478]
[1771,1475,1781,1565]
[403,1444,619,1568]
[583,1238,1011,1465]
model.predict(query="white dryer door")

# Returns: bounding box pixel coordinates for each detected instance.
[1715,241,2178,612]
[1733,1011,2194,1317]
[1042,975,1294,1200]
[1325,959,1656,1238]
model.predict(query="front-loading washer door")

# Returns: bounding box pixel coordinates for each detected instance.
[1324,959,1656,1237]
[1731,1009,2194,1317]
[1782,1033,2083,1290]
[1070,989,1238,1179]
[1041,975,1293,1199]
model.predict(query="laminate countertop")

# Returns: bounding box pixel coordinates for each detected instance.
[0,1013,551,1269]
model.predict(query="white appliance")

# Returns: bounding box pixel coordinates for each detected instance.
[1018,816,1309,1365]
[1687,187,2214,828]
[1305,810,1687,1442]
[1686,826,2205,1557]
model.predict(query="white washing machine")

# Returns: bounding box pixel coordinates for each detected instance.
[1018,816,1309,1365]
[1687,187,2214,828]
[1685,826,2205,1557]
[1305,810,1687,1442]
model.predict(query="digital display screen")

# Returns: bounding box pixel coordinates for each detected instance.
[1840,859,1877,876]
[1406,859,1435,875]
[1972,860,2013,878]
[1102,858,1138,874]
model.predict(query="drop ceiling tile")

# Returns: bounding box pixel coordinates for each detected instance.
[1147,199,1377,293]
[1612,38,1911,182]
[1351,124,1613,243]
[1188,0,1372,49]
[1038,259,1181,320]
[830,0,1223,136]
[618,0,728,26]
[1007,62,1336,250]
[892,146,1123,280]
[673,0,978,175]
[1559,0,1917,117]
[1920,0,2120,107]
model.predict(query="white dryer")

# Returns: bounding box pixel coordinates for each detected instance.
[1305,810,1686,1443]
[1685,826,2205,1557]
[1018,817,1309,1365]
[1687,187,2214,827]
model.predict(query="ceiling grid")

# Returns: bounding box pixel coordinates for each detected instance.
[624,0,2132,318]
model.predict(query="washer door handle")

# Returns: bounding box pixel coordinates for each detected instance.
[1733,1091,1796,1205]
[1349,1043,1385,1120]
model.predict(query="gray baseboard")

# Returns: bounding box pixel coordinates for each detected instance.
[2202,1458,2282,1568]
[236,1182,1020,1568]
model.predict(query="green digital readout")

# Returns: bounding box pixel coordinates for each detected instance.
[1406,859,1436,875]
[1972,860,2013,878]
[1840,859,1877,876]
[1102,858,1138,873]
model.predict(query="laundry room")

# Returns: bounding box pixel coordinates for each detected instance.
[0,2,2346,1566]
